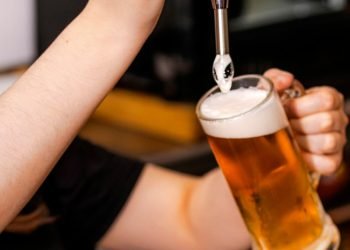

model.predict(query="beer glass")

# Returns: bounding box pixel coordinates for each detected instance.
[196,75,340,250]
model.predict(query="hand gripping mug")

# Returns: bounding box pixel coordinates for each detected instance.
[196,75,340,250]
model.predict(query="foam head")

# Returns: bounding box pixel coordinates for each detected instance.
[198,87,288,139]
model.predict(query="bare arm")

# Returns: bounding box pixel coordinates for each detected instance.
[0,0,164,230]
[98,165,251,250]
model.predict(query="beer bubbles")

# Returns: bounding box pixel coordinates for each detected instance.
[212,54,234,93]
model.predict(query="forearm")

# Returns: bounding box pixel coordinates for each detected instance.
[0,0,163,230]
[188,169,251,249]
[99,165,251,250]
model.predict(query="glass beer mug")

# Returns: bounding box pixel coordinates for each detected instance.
[196,75,340,250]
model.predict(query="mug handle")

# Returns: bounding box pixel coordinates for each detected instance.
[281,81,321,188]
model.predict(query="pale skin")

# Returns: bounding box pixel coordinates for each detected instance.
[0,0,164,230]
[0,0,347,249]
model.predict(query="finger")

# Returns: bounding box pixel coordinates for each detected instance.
[290,110,348,134]
[284,87,344,118]
[302,151,343,176]
[296,132,346,154]
[263,68,295,92]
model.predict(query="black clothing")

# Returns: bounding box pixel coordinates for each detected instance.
[0,137,145,250]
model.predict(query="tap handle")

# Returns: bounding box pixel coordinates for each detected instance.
[211,0,229,9]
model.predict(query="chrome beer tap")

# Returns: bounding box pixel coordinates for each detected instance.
[212,0,230,55]
[211,0,234,93]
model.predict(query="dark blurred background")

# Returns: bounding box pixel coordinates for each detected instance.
[1,0,349,166]
[36,0,350,101]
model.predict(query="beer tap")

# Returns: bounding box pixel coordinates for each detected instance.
[212,0,230,55]
[211,0,234,93]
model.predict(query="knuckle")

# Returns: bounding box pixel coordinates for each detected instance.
[321,91,336,110]
[324,134,338,153]
[325,160,339,175]
[320,113,335,131]
[322,154,342,175]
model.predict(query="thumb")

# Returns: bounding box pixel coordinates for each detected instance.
[263,68,295,92]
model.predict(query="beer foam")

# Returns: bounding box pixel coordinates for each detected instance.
[200,88,267,119]
[199,87,289,138]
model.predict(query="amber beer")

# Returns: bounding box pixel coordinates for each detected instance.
[197,75,339,250]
